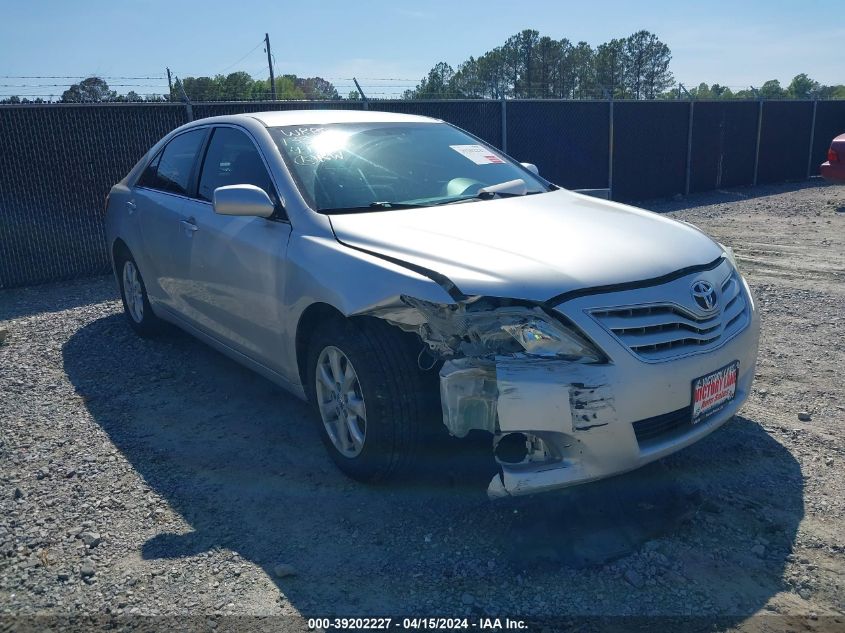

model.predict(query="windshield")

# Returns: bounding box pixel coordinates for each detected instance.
[268,122,550,213]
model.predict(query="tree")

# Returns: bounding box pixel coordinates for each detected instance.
[180,76,219,101]
[682,82,734,100]
[817,84,845,100]
[535,37,560,99]
[510,29,540,98]
[219,71,255,100]
[451,56,484,98]
[710,83,733,98]
[175,72,335,101]
[758,79,786,99]
[570,41,595,99]
[477,48,509,98]
[552,38,575,98]
[297,77,340,100]
[249,75,305,100]
[402,28,674,101]
[278,75,307,99]
[61,77,117,103]
[624,30,673,99]
[787,73,819,99]
[733,88,757,100]
[405,62,460,99]
[595,38,627,98]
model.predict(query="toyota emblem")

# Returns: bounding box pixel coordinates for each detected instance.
[691,280,718,311]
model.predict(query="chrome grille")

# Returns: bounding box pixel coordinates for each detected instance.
[590,272,749,362]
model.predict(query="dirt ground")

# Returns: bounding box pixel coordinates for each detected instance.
[1,180,843,631]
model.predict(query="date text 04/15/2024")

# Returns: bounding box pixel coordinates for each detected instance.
[306,617,528,630]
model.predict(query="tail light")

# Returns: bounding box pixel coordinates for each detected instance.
[828,147,840,163]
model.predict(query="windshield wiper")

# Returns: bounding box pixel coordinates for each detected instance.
[434,179,546,206]
[367,201,427,209]
[319,201,428,214]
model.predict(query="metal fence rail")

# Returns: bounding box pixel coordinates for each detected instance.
[1,99,844,288]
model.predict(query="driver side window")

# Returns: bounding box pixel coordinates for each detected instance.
[198,127,278,207]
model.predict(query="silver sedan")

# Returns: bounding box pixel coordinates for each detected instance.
[105,110,760,498]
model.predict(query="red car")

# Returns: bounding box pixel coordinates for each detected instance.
[820,133,845,182]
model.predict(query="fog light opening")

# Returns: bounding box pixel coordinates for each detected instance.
[494,433,529,464]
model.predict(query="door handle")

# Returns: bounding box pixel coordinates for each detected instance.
[179,218,199,235]
[126,200,136,214]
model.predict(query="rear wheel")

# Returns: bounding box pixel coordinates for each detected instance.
[306,317,436,482]
[117,254,161,336]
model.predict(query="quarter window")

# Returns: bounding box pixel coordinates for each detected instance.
[139,129,206,195]
[198,127,277,204]
[137,150,162,188]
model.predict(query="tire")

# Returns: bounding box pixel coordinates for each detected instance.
[116,252,161,337]
[306,316,437,483]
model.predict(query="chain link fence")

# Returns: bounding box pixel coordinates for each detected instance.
[689,101,759,193]
[505,100,610,190]
[2,99,844,288]
[0,103,188,288]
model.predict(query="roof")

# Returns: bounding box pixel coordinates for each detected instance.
[244,109,440,126]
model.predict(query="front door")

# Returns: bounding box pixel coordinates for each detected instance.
[177,126,293,374]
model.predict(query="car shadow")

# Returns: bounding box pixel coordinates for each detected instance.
[62,314,804,621]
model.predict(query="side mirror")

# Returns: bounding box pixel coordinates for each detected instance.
[520,162,539,176]
[212,184,275,218]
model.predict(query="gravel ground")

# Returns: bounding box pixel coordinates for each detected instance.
[1,180,844,631]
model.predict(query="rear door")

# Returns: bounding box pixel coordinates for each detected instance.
[177,125,293,373]
[133,128,207,312]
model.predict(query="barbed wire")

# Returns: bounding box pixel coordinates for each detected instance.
[322,77,419,82]
[0,75,165,80]
[2,72,836,102]
[0,83,169,88]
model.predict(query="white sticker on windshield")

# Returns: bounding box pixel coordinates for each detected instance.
[449,144,505,165]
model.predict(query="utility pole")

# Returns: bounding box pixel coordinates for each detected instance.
[265,33,276,100]
[166,67,173,100]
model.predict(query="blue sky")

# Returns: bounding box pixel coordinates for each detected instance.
[1,0,841,98]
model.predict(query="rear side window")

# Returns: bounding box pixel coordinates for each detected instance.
[198,127,277,203]
[137,151,162,188]
[138,129,206,195]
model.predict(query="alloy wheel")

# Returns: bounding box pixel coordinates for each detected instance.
[315,346,367,457]
[122,260,144,324]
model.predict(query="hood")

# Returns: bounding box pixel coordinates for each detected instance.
[329,189,723,303]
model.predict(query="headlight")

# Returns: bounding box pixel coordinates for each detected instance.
[400,296,604,363]
[500,315,603,361]
[719,242,738,270]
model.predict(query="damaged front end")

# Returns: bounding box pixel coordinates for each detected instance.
[366,295,616,498]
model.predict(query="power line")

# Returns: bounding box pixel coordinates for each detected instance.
[215,40,265,76]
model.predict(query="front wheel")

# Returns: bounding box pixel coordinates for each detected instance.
[306,317,435,482]
[117,254,161,336]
